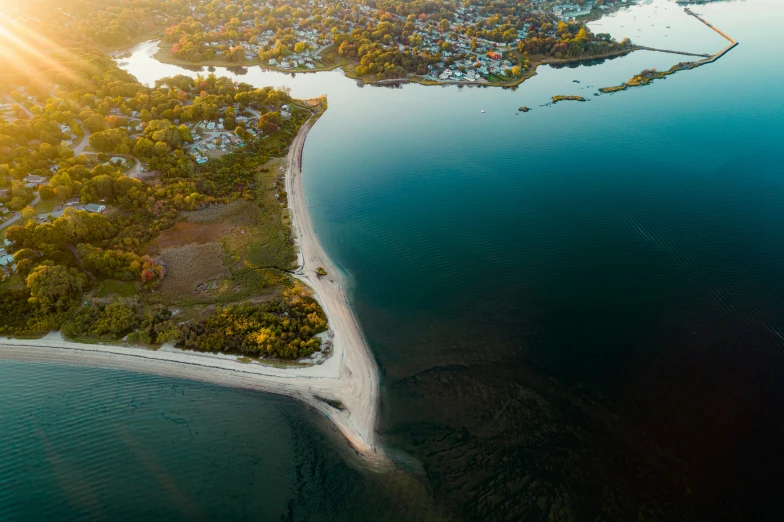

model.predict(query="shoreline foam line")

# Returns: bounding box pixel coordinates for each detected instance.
[0,109,385,464]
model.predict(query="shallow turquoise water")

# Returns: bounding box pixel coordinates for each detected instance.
[4,0,784,519]
[0,361,434,520]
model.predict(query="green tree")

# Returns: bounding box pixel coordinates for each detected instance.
[235,126,251,142]
[177,125,192,143]
[257,112,282,135]
[19,206,37,225]
[15,258,35,279]
[83,113,107,133]
[89,129,127,153]
[153,141,171,157]
[133,137,155,158]
[26,264,88,310]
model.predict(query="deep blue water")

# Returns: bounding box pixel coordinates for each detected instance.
[4,0,784,520]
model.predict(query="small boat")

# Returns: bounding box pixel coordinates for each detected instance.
[481,110,485,113]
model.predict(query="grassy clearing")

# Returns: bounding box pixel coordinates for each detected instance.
[154,162,296,308]
[0,277,25,291]
[217,162,295,271]
[182,200,257,224]
[148,220,233,254]
[96,279,137,298]
[157,242,231,299]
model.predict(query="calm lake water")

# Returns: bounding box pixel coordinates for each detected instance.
[4,0,784,520]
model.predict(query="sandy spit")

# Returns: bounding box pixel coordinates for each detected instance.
[0,114,384,463]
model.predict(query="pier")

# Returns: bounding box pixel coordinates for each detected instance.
[685,8,737,45]
[597,10,739,94]
[638,47,710,58]
[684,8,738,64]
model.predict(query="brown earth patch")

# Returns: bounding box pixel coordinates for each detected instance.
[158,243,230,297]
[136,170,161,181]
[149,221,233,254]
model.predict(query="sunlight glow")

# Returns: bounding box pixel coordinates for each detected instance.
[0,16,86,88]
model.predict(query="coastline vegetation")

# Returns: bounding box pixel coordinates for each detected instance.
[598,9,741,97]
[552,95,586,103]
[600,65,691,94]
[599,84,628,93]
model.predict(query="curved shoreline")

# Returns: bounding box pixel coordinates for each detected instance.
[0,116,384,464]
[284,114,383,461]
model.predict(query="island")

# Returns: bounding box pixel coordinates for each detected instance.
[552,95,587,103]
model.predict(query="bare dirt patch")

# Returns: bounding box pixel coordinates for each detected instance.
[136,170,161,181]
[158,243,230,297]
[149,221,233,254]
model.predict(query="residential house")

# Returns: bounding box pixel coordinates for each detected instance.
[85,203,107,214]
[24,174,47,188]
[0,254,14,268]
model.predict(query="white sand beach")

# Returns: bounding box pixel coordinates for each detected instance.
[0,116,383,463]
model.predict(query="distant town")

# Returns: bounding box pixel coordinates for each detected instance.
[8,0,635,85]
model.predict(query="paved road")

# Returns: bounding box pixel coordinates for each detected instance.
[0,193,40,231]
[75,152,142,178]
[1,95,33,118]
[72,129,92,155]
[313,43,332,57]
[0,214,20,231]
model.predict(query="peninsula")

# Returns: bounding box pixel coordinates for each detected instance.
[0,117,383,460]
[0,24,382,460]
